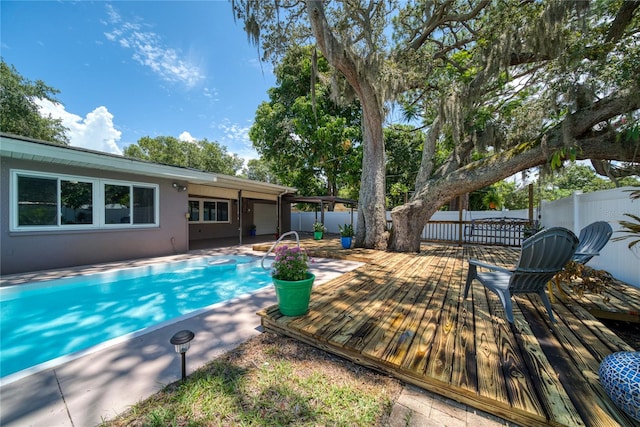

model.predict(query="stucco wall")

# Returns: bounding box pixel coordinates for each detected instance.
[1,158,190,275]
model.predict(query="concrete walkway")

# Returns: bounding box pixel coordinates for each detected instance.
[0,246,514,426]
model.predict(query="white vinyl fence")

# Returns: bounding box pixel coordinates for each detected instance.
[291,186,639,287]
[540,186,639,287]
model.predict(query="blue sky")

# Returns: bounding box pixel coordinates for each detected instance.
[1,1,276,161]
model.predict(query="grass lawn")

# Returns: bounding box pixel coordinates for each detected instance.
[101,332,403,426]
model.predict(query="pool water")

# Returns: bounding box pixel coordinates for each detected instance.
[0,255,273,379]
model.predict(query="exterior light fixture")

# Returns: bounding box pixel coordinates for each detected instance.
[170,329,195,381]
[172,182,187,192]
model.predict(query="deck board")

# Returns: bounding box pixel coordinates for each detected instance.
[255,240,639,427]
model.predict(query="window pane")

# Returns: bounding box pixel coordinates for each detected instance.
[61,181,93,224]
[17,176,57,226]
[188,200,199,221]
[133,187,155,224]
[217,202,229,222]
[105,184,130,224]
[203,201,216,221]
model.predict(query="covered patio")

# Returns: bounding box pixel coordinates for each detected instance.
[255,239,640,426]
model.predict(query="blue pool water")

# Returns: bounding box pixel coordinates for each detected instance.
[0,255,273,380]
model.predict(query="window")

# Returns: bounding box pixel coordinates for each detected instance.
[188,199,230,223]
[61,180,93,225]
[188,200,200,221]
[17,175,58,226]
[105,184,130,224]
[133,186,155,224]
[11,170,158,231]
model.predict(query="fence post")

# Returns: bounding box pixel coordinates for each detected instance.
[572,191,582,234]
[458,196,463,245]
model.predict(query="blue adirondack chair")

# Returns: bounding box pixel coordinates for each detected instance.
[572,221,613,264]
[549,221,613,302]
[464,227,579,323]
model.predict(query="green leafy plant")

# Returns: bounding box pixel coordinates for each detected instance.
[339,223,354,237]
[612,213,640,250]
[271,245,311,281]
[313,222,326,232]
[611,188,640,251]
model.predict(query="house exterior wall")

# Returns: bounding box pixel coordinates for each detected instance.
[1,157,190,275]
[188,204,240,241]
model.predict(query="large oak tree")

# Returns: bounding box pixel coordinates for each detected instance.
[232,1,639,251]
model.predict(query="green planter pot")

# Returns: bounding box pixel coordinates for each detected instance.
[272,273,315,316]
[313,231,323,240]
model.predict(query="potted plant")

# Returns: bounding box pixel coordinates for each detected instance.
[313,222,325,240]
[339,223,354,249]
[271,245,315,316]
[249,224,257,237]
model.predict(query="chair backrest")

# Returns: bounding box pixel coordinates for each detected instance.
[510,227,579,294]
[573,221,613,264]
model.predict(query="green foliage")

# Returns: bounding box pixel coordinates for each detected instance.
[313,222,326,232]
[384,125,424,208]
[123,136,243,175]
[612,213,640,250]
[339,223,354,237]
[550,147,578,169]
[0,59,68,144]
[250,45,362,198]
[243,158,280,183]
[477,165,640,212]
[481,187,504,211]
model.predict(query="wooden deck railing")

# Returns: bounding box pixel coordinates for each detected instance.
[418,218,536,247]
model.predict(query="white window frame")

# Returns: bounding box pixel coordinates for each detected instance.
[10,169,159,232]
[102,179,159,228]
[188,198,230,224]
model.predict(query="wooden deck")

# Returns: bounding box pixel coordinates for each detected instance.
[255,239,640,427]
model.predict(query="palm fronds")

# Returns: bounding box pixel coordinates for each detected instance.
[612,213,640,250]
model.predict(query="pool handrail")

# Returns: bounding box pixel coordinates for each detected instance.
[260,231,301,270]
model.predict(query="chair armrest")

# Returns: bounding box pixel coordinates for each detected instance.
[575,251,599,257]
[468,258,513,274]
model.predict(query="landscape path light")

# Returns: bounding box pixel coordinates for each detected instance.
[170,329,195,381]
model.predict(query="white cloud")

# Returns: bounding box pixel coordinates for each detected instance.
[216,120,258,161]
[103,4,204,88]
[178,131,196,142]
[36,99,123,155]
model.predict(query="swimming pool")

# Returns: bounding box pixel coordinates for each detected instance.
[0,255,273,380]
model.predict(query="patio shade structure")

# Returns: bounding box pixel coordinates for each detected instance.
[285,196,358,228]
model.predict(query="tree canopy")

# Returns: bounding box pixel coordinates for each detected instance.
[0,59,69,144]
[123,136,244,175]
[232,1,639,252]
[250,45,362,202]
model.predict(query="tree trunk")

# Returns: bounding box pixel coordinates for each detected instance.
[388,199,427,252]
[356,99,388,249]
[307,0,388,249]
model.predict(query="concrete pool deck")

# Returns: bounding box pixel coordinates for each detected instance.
[0,246,365,426]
